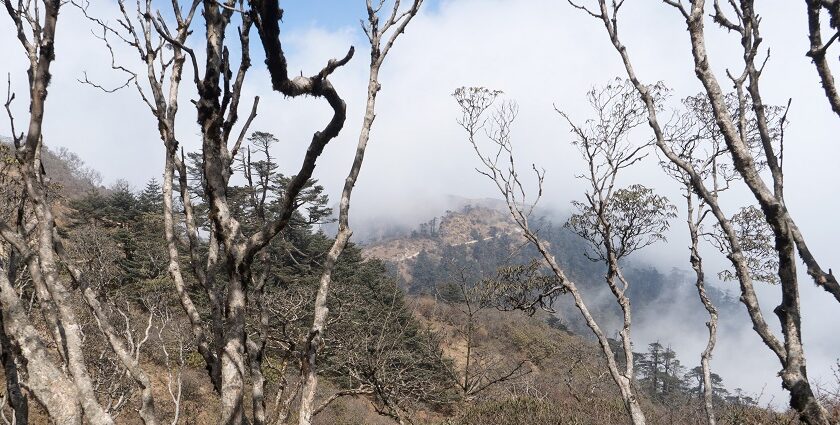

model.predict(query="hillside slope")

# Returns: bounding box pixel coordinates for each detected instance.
[2,148,830,424]
[361,202,741,335]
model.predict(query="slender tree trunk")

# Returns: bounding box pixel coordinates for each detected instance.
[248,252,269,425]
[297,31,393,421]
[163,148,220,389]
[606,256,636,380]
[463,310,474,396]
[531,238,646,425]
[687,195,717,425]
[297,46,383,425]
[298,230,352,425]
[0,307,28,424]
[0,270,81,423]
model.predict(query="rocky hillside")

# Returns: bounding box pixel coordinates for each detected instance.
[360,204,538,294]
[361,201,740,328]
[354,201,830,424]
[363,204,520,262]
[1,137,102,197]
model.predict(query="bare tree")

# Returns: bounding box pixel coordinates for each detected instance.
[453,85,674,425]
[3,0,172,418]
[661,119,721,425]
[75,0,245,415]
[560,82,676,424]
[78,0,341,421]
[438,266,531,401]
[5,0,340,421]
[186,0,356,419]
[295,1,423,424]
[657,92,751,425]
[0,0,126,422]
[571,0,834,421]
[660,88,790,424]
[661,93,767,423]
[805,0,840,119]
[78,0,424,422]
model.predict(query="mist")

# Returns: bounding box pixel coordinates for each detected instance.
[2,0,838,415]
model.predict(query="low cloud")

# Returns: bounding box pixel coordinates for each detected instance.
[2,0,837,407]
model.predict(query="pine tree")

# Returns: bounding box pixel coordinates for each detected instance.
[410,250,440,295]
[107,179,138,224]
[137,178,163,213]
[69,189,109,223]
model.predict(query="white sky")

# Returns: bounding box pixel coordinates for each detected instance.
[2,0,838,409]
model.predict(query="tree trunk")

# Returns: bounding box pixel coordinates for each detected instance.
[0,299,28,424]
[220,268,249,425]
[163,150,220,390]
[533,239,646,425]
[298,230,351,425]
[687,195,718,425]
[0,271,81,424]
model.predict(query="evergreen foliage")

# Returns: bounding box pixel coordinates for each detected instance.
[60,133,453,416]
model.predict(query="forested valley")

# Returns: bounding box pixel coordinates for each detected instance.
[2,0,840,424]
[4,140,831,424]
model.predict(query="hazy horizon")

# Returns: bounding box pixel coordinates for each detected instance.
[3,0,838,413]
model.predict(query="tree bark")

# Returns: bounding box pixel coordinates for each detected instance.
[805,0,840,120]
[3,0,113,422]
[0,267,81,423]
[0,312,27,425]
[687,194,718,425]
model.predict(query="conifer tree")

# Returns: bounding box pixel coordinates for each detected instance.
[137,178,163,214]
